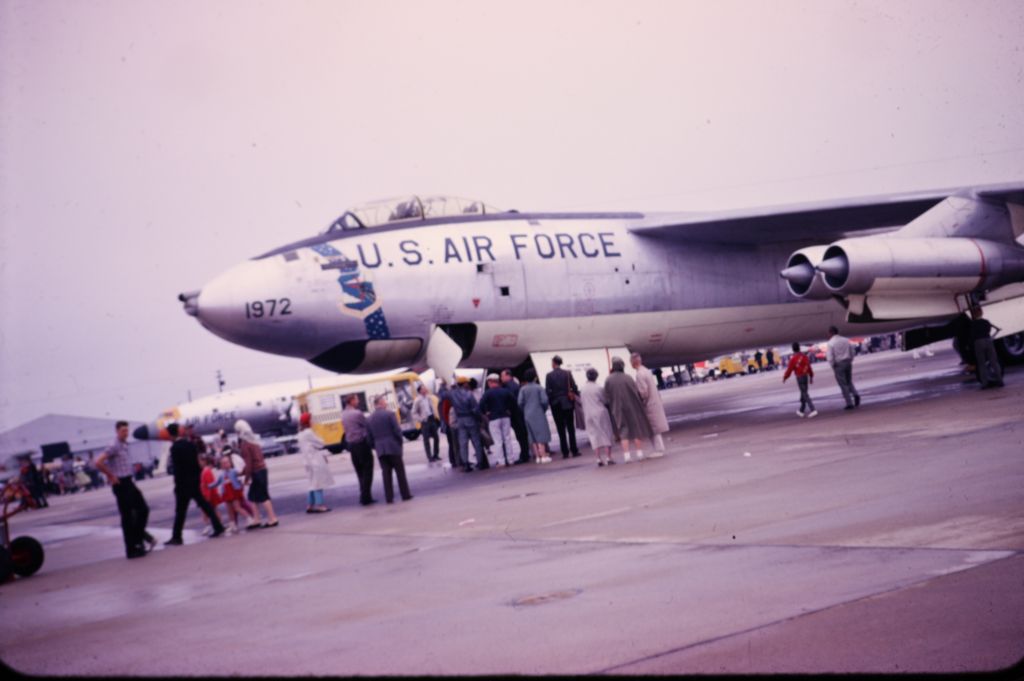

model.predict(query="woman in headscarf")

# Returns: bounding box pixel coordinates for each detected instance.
[603,357,653,463]
[516,368,552,463]
[580,368,617,466]
[234,419,279,528]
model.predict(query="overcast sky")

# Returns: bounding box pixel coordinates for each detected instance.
[1,0,1023,432]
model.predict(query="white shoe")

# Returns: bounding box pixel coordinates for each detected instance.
[796,410,805,418]
[623,453,632,463]
[636,451,645,461]
[807,410,818,418]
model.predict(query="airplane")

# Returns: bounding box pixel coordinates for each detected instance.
[176,187,1024,380]
[132,370,410,442]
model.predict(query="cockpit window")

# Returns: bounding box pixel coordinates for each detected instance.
[323,195,501,233]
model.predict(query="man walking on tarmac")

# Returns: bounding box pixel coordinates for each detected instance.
[166,423,225,545]
[826,325,861,410]
[94,420,156,559]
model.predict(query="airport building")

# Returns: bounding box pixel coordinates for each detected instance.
[0,414,167,479]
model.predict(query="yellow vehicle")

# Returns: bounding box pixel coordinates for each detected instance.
[297,371,421,447]
[716,355,747,377]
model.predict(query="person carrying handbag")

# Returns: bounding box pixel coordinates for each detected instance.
[544,355,582,458]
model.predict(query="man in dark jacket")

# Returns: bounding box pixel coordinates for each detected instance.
[166,422,224,545]
[341,394,376,505]
[480,374,518,466]
[501,369,531,464]
[544,355,581,458]
[366,396,413,503]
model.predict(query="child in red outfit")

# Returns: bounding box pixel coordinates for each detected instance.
[783,342,817,418]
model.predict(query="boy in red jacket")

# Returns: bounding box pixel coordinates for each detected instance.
[783,342,817,418]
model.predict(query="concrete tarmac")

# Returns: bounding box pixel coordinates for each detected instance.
[1,346,1022,675]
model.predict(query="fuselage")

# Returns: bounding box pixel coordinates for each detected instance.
[188,208,911,374]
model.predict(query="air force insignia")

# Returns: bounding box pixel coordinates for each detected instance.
[310,243,390,338]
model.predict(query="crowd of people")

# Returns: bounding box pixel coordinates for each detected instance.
[426,352,670,471]
[30,314,1009,561]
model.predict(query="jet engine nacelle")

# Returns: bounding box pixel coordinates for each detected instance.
[816,237,1024,296]
[779,245,832,299]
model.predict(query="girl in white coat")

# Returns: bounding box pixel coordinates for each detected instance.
[299,413,334,513]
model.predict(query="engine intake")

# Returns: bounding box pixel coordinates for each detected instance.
[779,245,832,299]
[817,237,1024,296]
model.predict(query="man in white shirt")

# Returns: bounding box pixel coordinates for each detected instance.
[826,325,861,410]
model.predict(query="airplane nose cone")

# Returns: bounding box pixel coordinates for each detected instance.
[186,259,310,357]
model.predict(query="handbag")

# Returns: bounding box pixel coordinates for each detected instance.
[478,414,494,447]
[573,399,586,430]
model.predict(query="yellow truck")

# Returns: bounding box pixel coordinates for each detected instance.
[297,371,421,446]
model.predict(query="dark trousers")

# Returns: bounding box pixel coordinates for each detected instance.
[378,454,412,502]
[172,484,223,540]
[551,404,580,457]
[444,426,458,467]
[112,477,150,557]
[421,417,440,461]
[510,409,531,462]
[349,439,375,504]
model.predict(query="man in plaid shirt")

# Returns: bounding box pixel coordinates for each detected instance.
[95,420,156,558]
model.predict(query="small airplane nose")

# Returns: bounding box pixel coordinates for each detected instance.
[133,422,165,441]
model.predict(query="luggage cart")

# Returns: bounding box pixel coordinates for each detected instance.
[0,480,45,583]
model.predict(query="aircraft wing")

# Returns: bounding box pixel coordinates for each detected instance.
[628,183,1024,245]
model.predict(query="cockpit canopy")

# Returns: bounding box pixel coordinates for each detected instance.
[324,195,502,233]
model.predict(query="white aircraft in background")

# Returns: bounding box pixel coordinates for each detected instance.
[132,371,407,442]
[177,186,1024,380]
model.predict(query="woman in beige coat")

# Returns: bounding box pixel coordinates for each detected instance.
[631,352,668,456]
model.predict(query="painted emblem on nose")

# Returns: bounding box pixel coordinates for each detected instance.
[310,243,391,339]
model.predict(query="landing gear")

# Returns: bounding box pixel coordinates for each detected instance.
[996,332,1024,365]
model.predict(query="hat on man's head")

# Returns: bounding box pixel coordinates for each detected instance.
[486,373,500,382]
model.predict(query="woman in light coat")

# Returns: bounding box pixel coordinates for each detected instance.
[298,413,334,513]
[580,368,617,466]
[631,352,669,455]
[517,368,552,463]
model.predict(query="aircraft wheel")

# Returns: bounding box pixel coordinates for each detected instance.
[0,545,13,583]
[996,333,1024,365]
[10,536,44,577]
